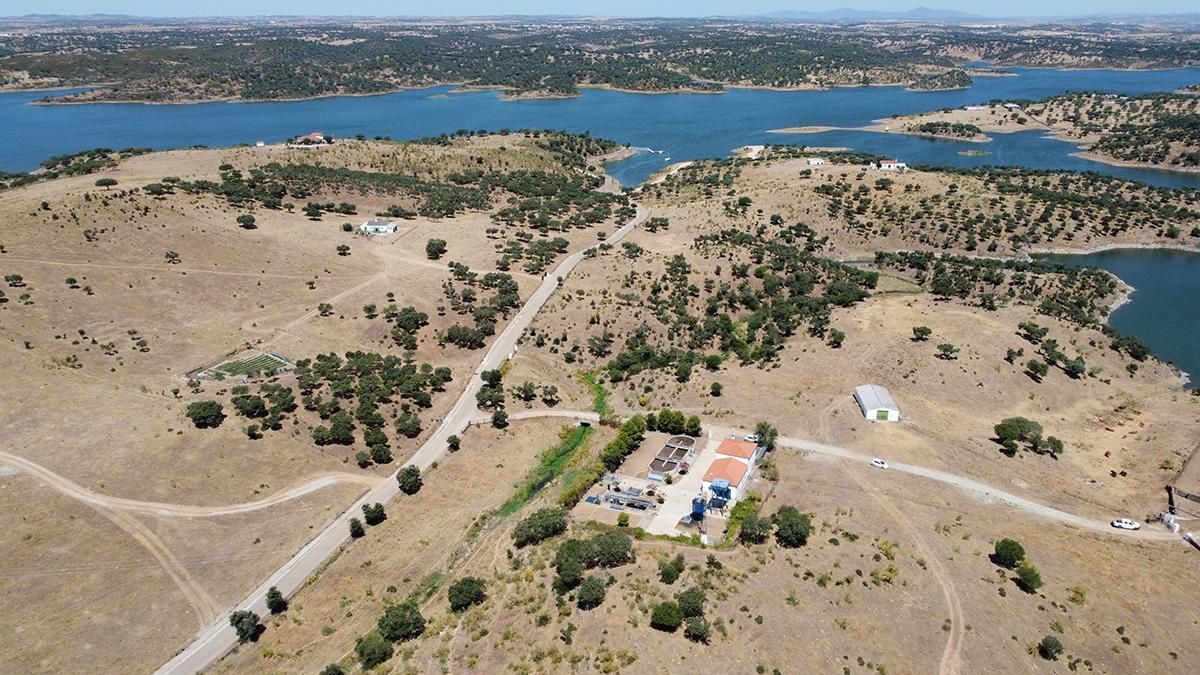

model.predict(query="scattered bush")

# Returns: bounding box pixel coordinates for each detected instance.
[684,616,712,643]
[1038,635,1064,660]
[659,554,686,584]
[1016,561,1044,593]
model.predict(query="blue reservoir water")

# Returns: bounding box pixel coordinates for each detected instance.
[3,66,1200,188]
[1040,249,1200,387]
[4,67,1199,376]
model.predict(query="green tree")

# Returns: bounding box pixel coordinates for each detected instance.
[448,577,487,612]
[512,508,567,547]
[396,465,422,495]
[355,630,393,669]
[319,665,345,675]
[425,238,448,260]
[94,177,118,189]
[229,610,262,643]
[492,409,509,428]
[377,602,425,642]
[185,401,225,428]
[447,434,461,452]
[937,343,960,360]
[739,514,771,545]
[650,601,683,632]
[710,382,723,397]
[1065,356,1087,379]
[585,531,633,568]
[336,244,350,256]
[912,326,932,341]
[514,381,537,402]
[754,420,779,451]
[348,517,365,538]
[994,417,1043,445]
[236,214,257,229]
[362,502,386,526]
[676,586,706,618]
[1016,561,1044,593]
[1038,635,1064,660]
[265,586,288,614]
[774,506,813,548]
[993,538,1026,569]
[1026,359,1049,382]
[828,329,846,348]
[684,415,702,436]
[231,394,267,418]
[576,575,607,610]
[394,411,422,438]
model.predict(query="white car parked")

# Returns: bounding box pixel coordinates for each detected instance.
[870,458,889,470]
[1110,518,1141,531]
[744,434,759,443]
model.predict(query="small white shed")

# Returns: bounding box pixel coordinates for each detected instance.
[878,159,908,172]
[806,157,827,166]
[854,384,901,422]
[359,219,397,235]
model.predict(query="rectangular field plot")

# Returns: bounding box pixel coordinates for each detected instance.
[204,352,291,379]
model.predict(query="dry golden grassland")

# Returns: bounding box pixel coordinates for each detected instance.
[0,135,627,672]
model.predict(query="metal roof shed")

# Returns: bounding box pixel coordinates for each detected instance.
[854,384,900,422]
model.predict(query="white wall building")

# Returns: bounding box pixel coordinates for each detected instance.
[878,158,908,172]
[359,219,398,235]
[854,384,901,422]
[806,157,827,166]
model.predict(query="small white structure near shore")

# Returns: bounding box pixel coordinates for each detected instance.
[806,157,827,166]
[854,384,901,422]
[878,158,908,172]
[359,219,398,235]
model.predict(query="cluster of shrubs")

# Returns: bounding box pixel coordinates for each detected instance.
[650,585,711,643]
[559,415,647,506]
[739,505,813,548]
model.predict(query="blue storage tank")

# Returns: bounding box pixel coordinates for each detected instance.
[710,479,732,500]
[691,497,707,520]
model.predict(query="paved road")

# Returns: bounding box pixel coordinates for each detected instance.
[155,207,648,674]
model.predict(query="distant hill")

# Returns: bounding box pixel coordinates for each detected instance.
[761,7,982,21]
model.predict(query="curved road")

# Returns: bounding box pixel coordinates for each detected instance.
[0,451,381,518]
[155,206,649,674]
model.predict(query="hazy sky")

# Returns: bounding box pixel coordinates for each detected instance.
[3,1,1197,18]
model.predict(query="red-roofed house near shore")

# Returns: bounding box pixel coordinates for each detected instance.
[290,131,332,146]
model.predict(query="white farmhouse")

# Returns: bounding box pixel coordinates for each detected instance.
[806,157,827,166]
[359,219,398,235]
[878,158,908,172]
[854,384,901,422]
